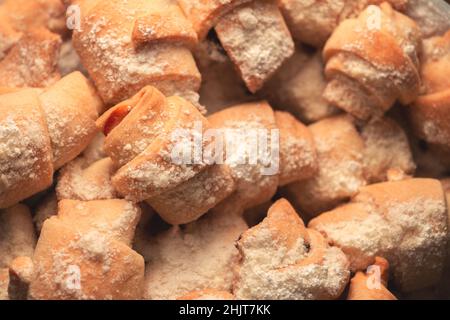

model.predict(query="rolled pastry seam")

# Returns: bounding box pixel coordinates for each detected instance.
[347,257,397,300]
[0,204,37,268]
[208,101,318,210]
[72,0,201,105]
[0,0,66,35]
[178,0,254,40]
[0,91,53,208]
[309,178,448,293]
[234,199,350,300]
[409,30,450,148]
[360,117,415,183]
[283,115,367,218]
[208,101,279,210]
[178,290,235,300]
[0,28,61,88]
[143,204,248,299]
[215,0,295,93]
[39,71,101,170]
[323,3,421,120]
[97,86,211,199]
[29,199,145,300]
[97,86,235,224]
[283,115,414,218]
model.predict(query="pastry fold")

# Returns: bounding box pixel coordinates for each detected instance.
[278,0,408,48]
[234,199,350,300]
[0,72,102,208]
[309,178,448,292]
[208,101,317,211]
[323,3,421,120]
[72,0,201,105]
[97,86,235,224]
[347,257,397,300]
[142,203,248,300]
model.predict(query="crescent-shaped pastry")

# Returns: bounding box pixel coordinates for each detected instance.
[178,290,235,300]
[309,178,448,292]
[0,72,101,208]
[278,0,408,48]
[283,115,414,218]
[282,115,366,217]
[29,199,145,300]
[177,0,253,39]
[142,203,248,300]
[409,30,450,149]
[347,257,397,300]
[323,3,421,120]
[208,101,317,211]
[234,199,350,300]
[178,0,294,92]
[71,0,201,105]
[97,86,236,225]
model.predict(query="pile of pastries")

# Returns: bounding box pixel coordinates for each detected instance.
[1,0,450,300]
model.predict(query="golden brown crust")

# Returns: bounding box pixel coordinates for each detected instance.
[97,86,235,225]
[178,0,254,40]
[309,178,448,293]
[29,199,144,300]
[72,0,201,105]
[0,91,54,208]
[323,3,421,120]
[39,72,101,170]
[0,0,65,59]
[279,0,409,48]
